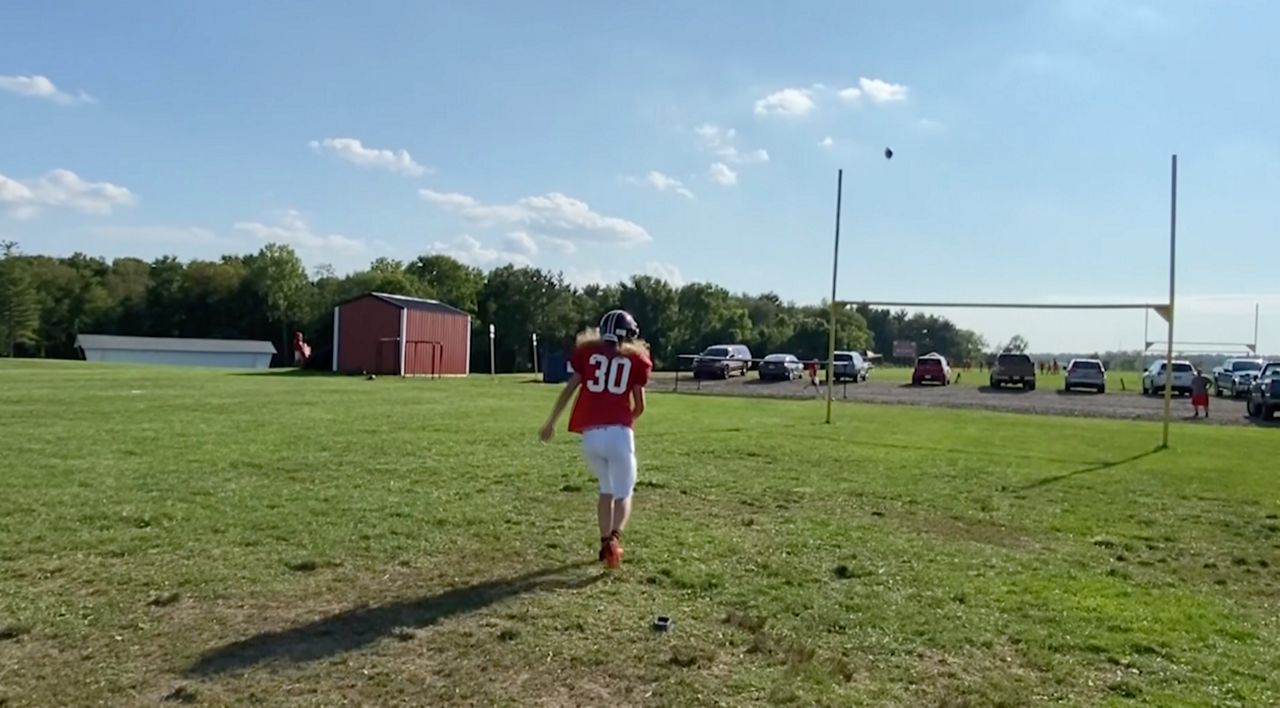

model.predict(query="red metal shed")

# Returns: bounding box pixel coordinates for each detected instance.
[332,292,471,376]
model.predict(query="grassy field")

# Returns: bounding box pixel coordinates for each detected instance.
[2,360,1279,706]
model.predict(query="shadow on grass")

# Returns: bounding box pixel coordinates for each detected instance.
[978,385,1034,395]
[1016,447,1163,491]
[230,368,336,377]
[780,432,1124,468]
[744,377,801,386]
[185,562,600,677]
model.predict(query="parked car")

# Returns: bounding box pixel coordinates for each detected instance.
[758,353,803,381]
[989,352,1037,390]
[833,351,870,382]
[1246,361,1280,421]
[1141,359,1195,396]
[692,344,753,379]
[1064,358,1107,393]
[912,353,951,386]
[1213,358,1263,398]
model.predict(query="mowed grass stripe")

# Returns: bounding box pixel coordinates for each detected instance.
[1,360,1278,706]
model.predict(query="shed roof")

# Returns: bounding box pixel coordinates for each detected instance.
[75,334,277,354]
[340,292,469,317]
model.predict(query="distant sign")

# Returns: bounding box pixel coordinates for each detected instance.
[892,340,917,359]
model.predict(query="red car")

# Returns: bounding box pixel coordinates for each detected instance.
[912,354,952,386]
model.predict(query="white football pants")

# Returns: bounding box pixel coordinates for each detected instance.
[581,425,637,500]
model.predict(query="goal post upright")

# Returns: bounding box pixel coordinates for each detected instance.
[1160,154,1178,449]
[826,169,843,425]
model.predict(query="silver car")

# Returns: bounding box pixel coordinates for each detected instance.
[1142,359,1195,396]
[1213,358,1263,398]
[833,351,869,382]
[1064,359,1106,393]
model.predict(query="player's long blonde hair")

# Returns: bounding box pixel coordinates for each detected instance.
[576,327,650,356]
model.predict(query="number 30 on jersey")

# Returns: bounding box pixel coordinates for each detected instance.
[585,354,632,394]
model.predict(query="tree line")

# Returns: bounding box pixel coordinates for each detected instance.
[0,241,996,372]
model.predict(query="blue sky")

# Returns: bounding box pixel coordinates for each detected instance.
[2,0,1277,353]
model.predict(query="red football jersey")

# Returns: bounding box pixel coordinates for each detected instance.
[567,341,652,433]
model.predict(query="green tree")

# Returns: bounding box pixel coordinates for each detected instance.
[408,255,484,314]
[0,242,40,357]
[619,275,677,364]
[248,243,308,363]
[478,266,581,372]
[1003,334,1030,354]
[672,283,752,357]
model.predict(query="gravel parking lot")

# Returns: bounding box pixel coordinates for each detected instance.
[658,374,1270,426]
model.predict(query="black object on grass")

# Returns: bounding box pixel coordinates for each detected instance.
[653,616,673,632]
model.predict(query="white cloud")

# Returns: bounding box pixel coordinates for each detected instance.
[708,163,738,186]
[0,74,94,105]
[915,118,946,133]
[694,123,768,165]
[309,137,428,176]
[233,210,366,254]
[645,261,685,286]
[857,77,908,104]
[695,123,736,146]
[562,263,687,289]
[837,78,909,105]
[820,136,835,148]
[540,235,577,255]
[0,169,135,218]
[562,267,622,289]
[733,148,770,164]
[504,231,539,257]
[419,189,479,209]
[87,225,220,244]
[754,88,816,117]
[420,189,651,246]
[642,171,695,199]
[429,234,532,267]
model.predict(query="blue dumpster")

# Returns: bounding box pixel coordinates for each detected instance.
[543,351,573,384]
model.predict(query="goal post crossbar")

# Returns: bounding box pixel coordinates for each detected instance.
[824,154,1180,449]
[835,300,1168,312]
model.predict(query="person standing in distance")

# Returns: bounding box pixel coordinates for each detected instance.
[540,310,652,569]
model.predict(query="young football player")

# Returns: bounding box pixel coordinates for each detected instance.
[540,310,652,569]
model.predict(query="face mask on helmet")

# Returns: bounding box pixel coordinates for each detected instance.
[599,310,638,343]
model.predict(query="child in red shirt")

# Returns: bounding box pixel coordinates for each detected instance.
[540,310,651,568]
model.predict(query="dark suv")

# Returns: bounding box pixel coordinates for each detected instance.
[1246,361,1280,421]
[693,344,752,379]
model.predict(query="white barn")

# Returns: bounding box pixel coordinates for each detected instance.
[75,335,276,370]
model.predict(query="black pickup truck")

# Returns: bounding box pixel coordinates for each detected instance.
[989,353,1037,390]
[1246,361,1280,421]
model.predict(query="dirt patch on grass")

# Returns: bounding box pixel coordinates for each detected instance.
[901,512,1038,551]
[909,644,1074,706]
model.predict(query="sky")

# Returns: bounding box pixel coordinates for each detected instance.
[2,0,1278,353]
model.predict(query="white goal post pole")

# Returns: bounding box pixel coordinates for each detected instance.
[1161,154,1178,449]
[1254,303,1260,355]
[826,169,843,425]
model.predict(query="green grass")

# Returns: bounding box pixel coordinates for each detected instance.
[2,360,1278,706]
